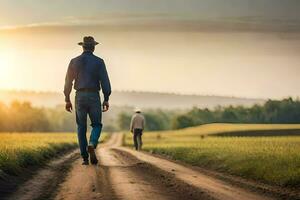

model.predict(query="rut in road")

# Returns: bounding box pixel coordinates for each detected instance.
[55,134,207,200]
[55,133,278,200]
[112,134,275,200]
[5,150,80,200]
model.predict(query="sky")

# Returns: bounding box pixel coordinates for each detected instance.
[1,0,300,28]
[0,0,300,99]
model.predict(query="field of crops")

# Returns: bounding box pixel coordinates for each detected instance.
[124,124,300,187]
[0,132,108,176]
[0,133,77,175]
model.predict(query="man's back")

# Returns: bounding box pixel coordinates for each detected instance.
[130,113,145,130]
[69,52,109,91]
[71,52,104,90]
[64,51,111,102]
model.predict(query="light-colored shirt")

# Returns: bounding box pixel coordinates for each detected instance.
[130,113,145,131]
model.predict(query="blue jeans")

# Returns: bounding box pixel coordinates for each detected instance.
[75,91,102,159]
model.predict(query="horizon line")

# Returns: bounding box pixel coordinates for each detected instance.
[1,88,296,101]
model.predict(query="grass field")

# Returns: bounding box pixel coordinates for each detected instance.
[124,124,300,187]
[0,132,108,176]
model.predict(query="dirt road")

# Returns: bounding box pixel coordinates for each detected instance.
[7,133,294,200]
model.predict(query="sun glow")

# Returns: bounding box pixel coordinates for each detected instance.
[0,48,17,89]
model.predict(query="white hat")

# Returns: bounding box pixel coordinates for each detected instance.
[134,108,141,113]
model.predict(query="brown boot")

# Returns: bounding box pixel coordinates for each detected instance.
[87,145,98,165]
[82,158,89,165]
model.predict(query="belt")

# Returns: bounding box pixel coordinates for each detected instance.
[77,88,99,92]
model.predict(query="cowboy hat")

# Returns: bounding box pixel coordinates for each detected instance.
[78,36,99,46]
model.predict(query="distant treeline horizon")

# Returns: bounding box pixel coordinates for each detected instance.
[172,97,300,129]
[0,101,75,132]
[118,97,300,131]
[0,97,300,132]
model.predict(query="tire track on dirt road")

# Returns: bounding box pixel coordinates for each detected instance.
[113,134,275,200]
[5,149,80,200]
[55,134,206,200]
[100,134,212,200]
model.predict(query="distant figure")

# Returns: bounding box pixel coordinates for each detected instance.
[130,108,145,150]
[64,36,111,165]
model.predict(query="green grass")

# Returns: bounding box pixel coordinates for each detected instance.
[124,124,300,187]
[0,132,107,175]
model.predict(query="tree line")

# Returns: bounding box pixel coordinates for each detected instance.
[117,98,300,131]
[1,97,299,132]
[0,101,76,132]
[172,98,300,129]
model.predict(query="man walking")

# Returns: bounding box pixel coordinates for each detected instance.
[64,36,111,165]
[130,108,145,150]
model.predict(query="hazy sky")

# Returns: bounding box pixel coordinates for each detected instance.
[1,0,300,28]
[0,0,299,99]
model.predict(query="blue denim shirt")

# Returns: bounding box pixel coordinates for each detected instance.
[64,51,111,102]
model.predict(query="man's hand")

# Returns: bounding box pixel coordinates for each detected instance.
[65,102,73,113]
[102,101,109,112]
